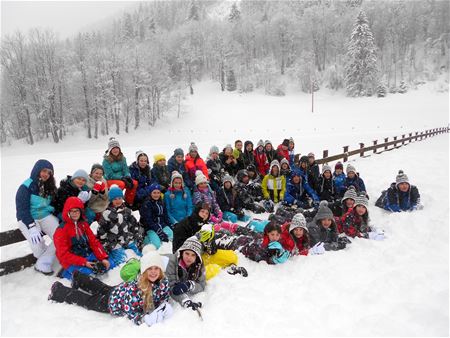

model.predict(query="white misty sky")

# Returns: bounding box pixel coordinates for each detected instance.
[1,0,138,39]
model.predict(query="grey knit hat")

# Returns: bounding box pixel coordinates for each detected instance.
[222,174,234,186]
[396,170,409,186]
[315,201,334,220]
[342,186,357,202]
[174,148,184,157]
[289,213,307,233]
[280,158,290,168]
[346,164,356,175]
[355,195,369,208]
[322,164,332,175]
[257,139,264,147]
[209,145,219,156]
[189,142,198,153]
[72,169,89,181]
[178,236,203,263]
[107,137,121,154]
[264,140,272,147]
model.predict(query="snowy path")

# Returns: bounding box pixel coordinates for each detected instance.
[1,134,448,337]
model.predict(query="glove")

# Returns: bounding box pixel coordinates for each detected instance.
[313,200,320,209]
[77,190,91,203]
[210,215,220,224]
[368,231,385,241]
[121,176,134,189]
[93,181,106,193]
[197,224,214,243]
[309,242,325,255]
[144,303,173,326]
[183,299,202,311]
[172,281,194,296]
[156,228,169,242]
[267,241,283,257]
[28,224,42,245]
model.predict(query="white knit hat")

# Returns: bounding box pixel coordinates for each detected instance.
[195,171,208,186]
[135,150,148,162]
[209,145,219,156]
[107,137,121,154]
[289,213,308,233]
[222,174,234,186]
[346,164,356,175]
[140,250,164,273]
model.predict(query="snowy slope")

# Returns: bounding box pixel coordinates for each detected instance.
[0,81,448,336]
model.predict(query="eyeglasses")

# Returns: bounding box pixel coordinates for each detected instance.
[69,209,81,214]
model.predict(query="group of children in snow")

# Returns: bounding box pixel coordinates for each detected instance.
[15,136,422,327]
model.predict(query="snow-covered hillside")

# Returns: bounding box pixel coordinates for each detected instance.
[0,81,448,336]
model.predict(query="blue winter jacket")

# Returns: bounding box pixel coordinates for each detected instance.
[284,176,319,205]
[139,198,171,234]
[164,187,193,225]
[128,161,154,202]
[333,172,346,195]
[342,175,367,196]
[167,155,193,189]
[16,159,55,227]
[378,183,421,212]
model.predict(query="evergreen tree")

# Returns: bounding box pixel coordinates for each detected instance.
[398,80,408,93]
[345,10,379,97]
[123,13,135,40]
[229,3,241,23]
[188,0,200,21]
[377,83,387,97]
[226,69,237,91]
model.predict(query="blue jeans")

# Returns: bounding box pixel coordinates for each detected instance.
[61,253,117,280]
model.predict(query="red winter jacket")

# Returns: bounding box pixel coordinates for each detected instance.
[276,145,290,162]
[280,223,309,256]
[184,154,209,181]
[254,149,269,176]
[54,197,108,269]
[337,208,370,238]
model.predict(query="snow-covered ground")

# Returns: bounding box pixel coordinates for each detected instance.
[0,81,448,336]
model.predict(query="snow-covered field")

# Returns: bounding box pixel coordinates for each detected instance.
[0,81,448,336]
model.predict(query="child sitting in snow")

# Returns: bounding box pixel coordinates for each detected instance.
[165,171,193,226]
[48,250,172,327]
[284,170,319,210]
[185,142,209,183]
[151,154,171,193]
[338,195,384,240]
[288,138,295,166]
[216,174,247,223]
[280,213,310,256]
[53,197,114,280]
[102,137,137,206]
[206,145,224,192]
[234,169,266,213]
[264,140,277,165]
[242,141,256,169]
[219,144,239,176]
[96,186,143,265]
[128,150,154,210]
[262,160,286,205]
[167,148,194,190]
[375,170,421,212]
[165,237,205,311]
[280,158,291,178]
[139,183,173,250]
[307,201,349,254]
[332,162,346,196]
[192,171,223,223]
[254,139,269,176]
[86,164,109,218]
[342,164,367,198]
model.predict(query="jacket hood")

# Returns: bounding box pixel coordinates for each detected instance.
[30,159,54,181]
[269,160,280,174]
[62,197,85,223]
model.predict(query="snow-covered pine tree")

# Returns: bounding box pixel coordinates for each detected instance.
[188,0,200,21]
[345,10,379,97]
[226,69,237,91]
[377,82,387,97]
[229,3,241,23]
[398,80,408,93]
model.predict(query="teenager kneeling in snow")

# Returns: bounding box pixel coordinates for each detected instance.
[280,213,310,256]
[48,250,173,326]
[16,159,59,275]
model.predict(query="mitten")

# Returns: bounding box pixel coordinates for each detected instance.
[172,281,194,295]
[144,303,173,326]
[272,249,290,264]
[28,224,42,245]
[368,231,385,241]
[93,181,106,193]
[197,224,214,243]
[267,241,283,257]
[156,228,169,242]
[77,190,91,203]
[309,242,325,255]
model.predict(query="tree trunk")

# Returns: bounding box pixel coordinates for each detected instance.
[134,85,140,129]
[58,82,63,140]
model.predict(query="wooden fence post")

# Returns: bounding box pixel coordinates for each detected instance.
[384,138,389,151]
[343,146,349,162]
[415,132,418,141]
[409,132,412,143]
[402,134,405,145]
[359,143,365,157]
[322,150,328,160]
[393,136,397,147]
[373,140,377,153]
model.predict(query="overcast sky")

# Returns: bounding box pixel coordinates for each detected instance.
[1,1,138,39]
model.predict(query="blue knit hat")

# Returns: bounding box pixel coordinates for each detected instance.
[149,183,161,194]
[108,185,124,202]
[72,169,89,181]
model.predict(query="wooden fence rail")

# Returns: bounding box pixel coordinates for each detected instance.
[1,125,449,276]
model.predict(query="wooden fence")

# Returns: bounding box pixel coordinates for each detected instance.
[1,125,448,276]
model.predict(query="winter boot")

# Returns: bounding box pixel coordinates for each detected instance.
[226,264,248,277]
[48,281,68,302]
[71,270,111,295]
